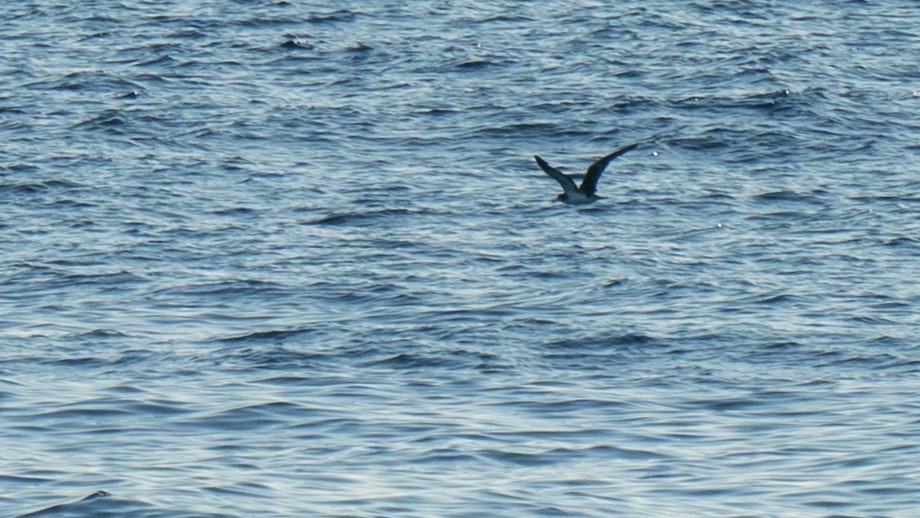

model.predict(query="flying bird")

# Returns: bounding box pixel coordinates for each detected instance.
[534,143,638,204]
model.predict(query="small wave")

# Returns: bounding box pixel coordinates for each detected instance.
[168,28,206,39]
[762,341,803,351]
[209,206,257,216]
[554,444,669,461]
[473,14,533,24]
[279,38,314,50]
[18,491,111,518]
[544,332,657,350]
[0,474,52,485]
[181,401,311,432]
[0,179,81,194]
[475,121,564,139]
[409,447,477,465]
[135,54,176,67]
[540,333,660,365]
[150,279,287,298]
[15,490,198,517]
[671,88,827,118]
[691,397,761,412]
[217,328,313,343]
[753,190,825,203]
[362,352,462,370]
[757,293,797,305]
[346,42,373,53]
[79,329,129,339]
[72,110,127,130]
[304,208,418,226]
[456,59,493,70]
[668,135,731,150]
[416,107,460,117]
[210,345,334,373]
[56,270,147,286]
[882,236,917,247]
[480,448,560,467]
[30,405,132,420]
[307,10,356,24]
[27,70,142,93]
[737,88,803,112]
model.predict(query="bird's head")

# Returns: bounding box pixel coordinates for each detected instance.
[555,193,567,203]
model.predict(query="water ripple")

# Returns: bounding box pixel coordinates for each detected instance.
[2,1,919,517]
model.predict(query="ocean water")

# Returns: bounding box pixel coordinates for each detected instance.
[2,1,919,516]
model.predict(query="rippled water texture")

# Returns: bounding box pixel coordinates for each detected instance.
[2,1,920,516]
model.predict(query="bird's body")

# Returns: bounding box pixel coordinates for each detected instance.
[534,144,638,204]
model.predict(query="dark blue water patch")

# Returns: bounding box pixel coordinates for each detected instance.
[752,189,828,203]
[882,236,919,247]
[24,404,135,426]
[135,54,178,68]
[360,349,505,372]
[303,208,421,226]
[363,352,446,369]
[476,121,577,139]
[0,474,53,486]
[0,179,83,195]
[478,449,562,467]
[49,270,148,288]
[2,162,41,173]
[455,59,495,71]
[756,293,800,305]
[118,399,193,418]
[494,396,634,420]
[42,354,122,368]
[407,447,478,465]
[208,206,258,217]
[278,38,314,50]
[666,133,734,151]
[16,491,230,518]
[203,343,362,374]
[688,395,764,413]
[148,279,289,299]
[71,109,130,133]
[159,27,207,40]
[344,41,374,56]
[176,405,291,433]
[306,9,357,24]
[216,328,314,344]
[541,332,660,352]
[17,491,110,518]
[671,88,813,115]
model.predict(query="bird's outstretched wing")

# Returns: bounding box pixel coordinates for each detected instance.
[534,155,579,198]
[580,143,638,197]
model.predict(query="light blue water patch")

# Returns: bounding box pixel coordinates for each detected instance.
[2,1,920,516]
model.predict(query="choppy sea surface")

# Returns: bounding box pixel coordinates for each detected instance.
[3,1,920,516]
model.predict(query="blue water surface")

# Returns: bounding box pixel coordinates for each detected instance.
[2,1,920,516]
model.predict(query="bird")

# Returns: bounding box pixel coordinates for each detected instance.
[534,143,638,204]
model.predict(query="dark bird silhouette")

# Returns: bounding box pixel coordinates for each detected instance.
[534,143,638,204]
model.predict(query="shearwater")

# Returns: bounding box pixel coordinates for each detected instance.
[534,143,638,205]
